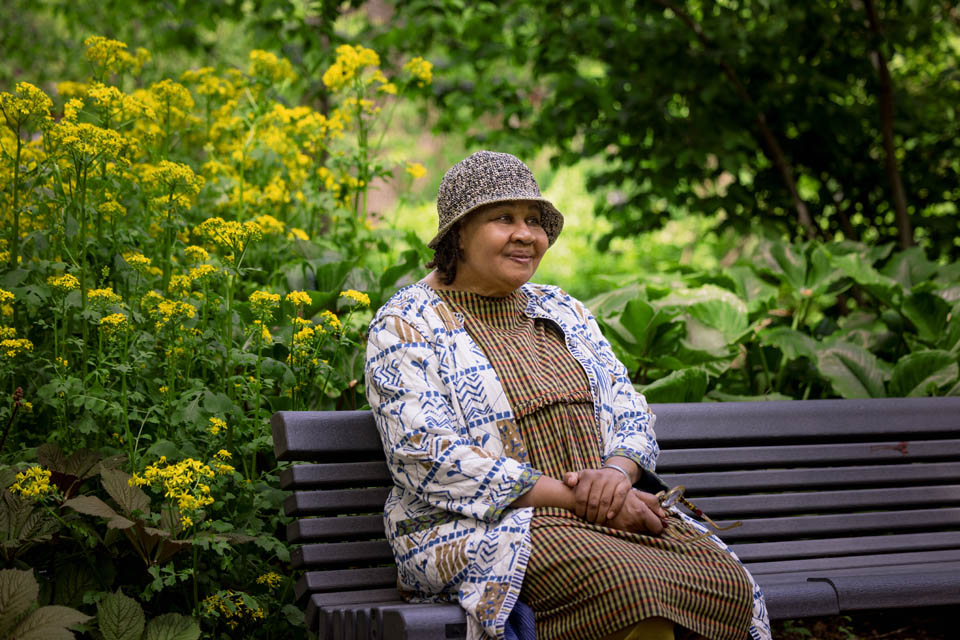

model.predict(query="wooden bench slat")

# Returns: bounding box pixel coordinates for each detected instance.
[818,571,960,610]
[287,515,384,542]
[272,410,379,461]
[688,485,960,518]
[731,530,960,563]
[283,487,391,517]
[652,397,960,446]
[295,567,398,600]
[661,461,960,493]
[745,548,960,576]
[293,540,394,569]
[716,507,960,541]
[755,560,960,584]
[279,461,391,489]
[306,589,403,635]
[656,439,960,471]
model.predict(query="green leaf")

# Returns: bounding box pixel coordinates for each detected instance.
[52,564,99,609]
[706,390,794,402]
[10,605,91,640]
[659,284,749,343]
[607,298,679,360]
[98,591,145,640]
[901,291,951,345]
[889,351,959,398]
[62,496,134,530]
[758,327,818,361]
[0,568,39,636]
[143,613,201,640]
[816,340,888,398]
[639,368,708,403]
[881,246,938,289]
[831,253,902,309]
[725,265,777,313]
[100,469,151,518]
[752,240,806,291]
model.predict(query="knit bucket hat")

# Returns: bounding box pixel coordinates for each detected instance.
[429,150,564,249]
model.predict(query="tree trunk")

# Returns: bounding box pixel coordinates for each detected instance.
[862,0,914,248]
[654,0,819,240]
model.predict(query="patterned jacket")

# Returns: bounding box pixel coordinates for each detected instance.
[365,281,661,640]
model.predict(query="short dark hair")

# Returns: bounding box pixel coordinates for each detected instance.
[425,221,461,285]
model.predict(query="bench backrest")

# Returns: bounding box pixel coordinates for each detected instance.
[272,397,960,631]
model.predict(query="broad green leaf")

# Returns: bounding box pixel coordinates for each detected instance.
[901,291,951,345]
[889,351,958,398]
[758,327,818,361]
[806,245,846,295]
[816,340,888,398]
[639,368,708,403]
[752,240,806,291]
[52,564,99,608]
[831,253,902,308]
[659,284,749,343]
[585,283,643,317]
[706,390,794,402]
[10,605,91,640]
[725,265,777,313]
[98,591,145,640]
[63,496,135,530]
[0,568,39,636]
[100,469,151,518]
[143,613,201,640]
[881,246,938,289]
[609,298,679,359]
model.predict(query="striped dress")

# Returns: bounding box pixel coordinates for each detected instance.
[439,288,753,640]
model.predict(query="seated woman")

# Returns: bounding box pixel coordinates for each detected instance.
[365,151,770,640]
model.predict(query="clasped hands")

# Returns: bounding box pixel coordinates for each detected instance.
[563,467,668,535]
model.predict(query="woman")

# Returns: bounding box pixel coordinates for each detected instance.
[365,151,770,640]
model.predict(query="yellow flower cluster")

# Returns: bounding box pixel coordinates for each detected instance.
[1,338,33,358]
[84,35,150,74]
[47,274,80,292]
[322,44,382,92]
[320,309,342,332]
[340,289,371,307]
[180,67,237,100]
[88,287,123,305]
[0,289,13,305]
[123,252,152,270]
[87,82,155,124]
[151,299,197,331]
[249,290,281,314]
[0,82,53,130]
[184,245,209,263]
[140,160,205,195]
[9,466,55,500]
[403,57,434,87]
[256,572,283,589]
[130,455,232,527]
[188,263,219,283]
[46,119,125,161]
[194,217,262,255]
[202,590,265,629]
[208,417,227,435]
[254,214,285,235]
[0,326,16,340]
[99,313,128,336]
[251,319,271,342]
[285,290,312,307]
[249,49,297,83]
[405,162,427,179]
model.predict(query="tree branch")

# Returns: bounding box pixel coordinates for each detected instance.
[862,0,914,248]
[653,0,818,239]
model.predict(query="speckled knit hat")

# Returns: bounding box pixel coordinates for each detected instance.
[429,150,564,249]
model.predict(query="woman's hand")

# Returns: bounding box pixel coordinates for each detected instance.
[607,490,668,535]
[562,467,632,524]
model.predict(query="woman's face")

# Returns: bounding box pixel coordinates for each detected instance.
[454,200,549,296]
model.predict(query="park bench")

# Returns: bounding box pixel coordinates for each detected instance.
[271,397,960,640]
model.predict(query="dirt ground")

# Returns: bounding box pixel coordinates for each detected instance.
[771,607,951,639]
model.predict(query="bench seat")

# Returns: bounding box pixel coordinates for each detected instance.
[272,397,960,639]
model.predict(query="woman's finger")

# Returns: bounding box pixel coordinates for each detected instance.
[606,481,630,520]
[563,471,579,488]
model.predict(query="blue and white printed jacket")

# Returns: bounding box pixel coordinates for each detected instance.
[365,282,770,640]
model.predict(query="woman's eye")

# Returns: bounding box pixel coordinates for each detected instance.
[526,217,542,226]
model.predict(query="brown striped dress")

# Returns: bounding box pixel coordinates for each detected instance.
[438,288,753,640]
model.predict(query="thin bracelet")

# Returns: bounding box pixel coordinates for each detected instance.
[602,463,633,484]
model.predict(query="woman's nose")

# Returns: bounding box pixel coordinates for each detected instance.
[512,221,535,242]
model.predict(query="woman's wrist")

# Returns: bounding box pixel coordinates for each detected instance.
[603,456,640,484]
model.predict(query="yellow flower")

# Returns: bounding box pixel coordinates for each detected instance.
[249,290,281,314]
[184,245,209,263]
[340,289,371,307]
[285,290,312,307]
[56,81,89,99]
[139,160,204,195]
[249,49,297,83]
[55,356,68,368]
[403,56,434,87]
[98,313,128,335]
[188,264,219,283]
[254,214,285,235]
[47,273,80,293]
[123,251,152,271]
[87,287,123,305]
[256,572,283,588]
[214,448,231,460]
[10,466,55,500]
[378,82,398,95]
[151,299,197,331]
[84,35,137,74]
[322,44,381,91]
[0,326,16,340]
[405,162,427,180]
[158,385,169,393]
[1,338,33,358]
[194,217,262,255]
[208,417,227,435]
[320,309,342,332]
[148,79,195,118]
[0,288,13,305]
[0,82,53,131]
[46,120,125,161]
[287,227,309,242]
[252,319,272,342]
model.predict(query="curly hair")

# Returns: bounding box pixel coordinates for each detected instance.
[425,221,461,285]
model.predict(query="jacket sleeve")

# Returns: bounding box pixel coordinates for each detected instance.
[365,314,540,522]
[580,307,660,475]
